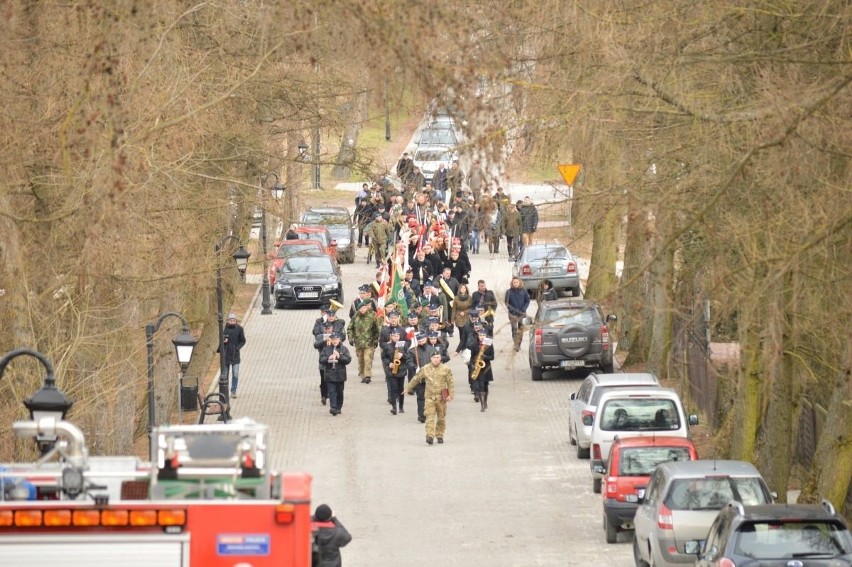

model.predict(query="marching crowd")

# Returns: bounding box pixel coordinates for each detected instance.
[310,161,550,446]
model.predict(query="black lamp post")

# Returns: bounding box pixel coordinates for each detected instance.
[145,312,197,451]
[215,237,250,417]
[0,348,74,453]
[260,172,286,315]
[313,130,321,189]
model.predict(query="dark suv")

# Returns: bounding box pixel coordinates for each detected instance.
[524,299,616,381]
[686,500,852,566]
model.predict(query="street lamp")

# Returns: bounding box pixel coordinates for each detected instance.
[0,348,74,453]
[145,312,197,452]
[260,172,286,315]
[215,236,250,418]
[313,130,321,189]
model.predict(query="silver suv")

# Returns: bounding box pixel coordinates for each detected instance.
[633,460,774,567]
[568,372,660,459]
[300,207,355,264]
[525,299,616,381]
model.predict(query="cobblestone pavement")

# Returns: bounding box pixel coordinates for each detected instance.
[230,244,634,567]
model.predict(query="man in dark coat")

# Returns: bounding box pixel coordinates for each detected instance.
[319,333,352,415]
[222,313,246,398]
[311,504,351,567]
[381,327,410,415]
[471,280,498,326]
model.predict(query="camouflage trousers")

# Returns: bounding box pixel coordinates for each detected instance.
[424,397,448,438]
[355,346,376,378]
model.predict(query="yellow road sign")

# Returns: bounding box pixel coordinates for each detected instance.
[557,163,582,186]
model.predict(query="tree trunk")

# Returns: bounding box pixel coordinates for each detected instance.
[647,207,674,379]
[621,200,652,365]
[584,202,620,301]
[730,318,762,461]
[332,88,368,180]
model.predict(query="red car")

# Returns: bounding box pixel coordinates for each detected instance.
[268,240,324,286]
[601,436,698,544]
[293,226,337,261]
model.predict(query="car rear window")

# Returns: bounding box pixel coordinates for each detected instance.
[298,232,329,246]
[618,447,694,476]
[277,244,320,258]
[599,398,680,431]
[282,256,333,273]
[415,149,453,162]
[525,247,568,261]
[591,384,658,405]
[665,477,769,510]
[734,520,852,558]
[541,307,597,326]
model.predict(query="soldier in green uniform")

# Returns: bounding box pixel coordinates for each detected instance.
[346,299,381,383]
[366,213,393,268]
[404,349,456,445]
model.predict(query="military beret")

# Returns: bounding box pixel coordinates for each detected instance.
[416,332,427,341]
[428,316,439,324]
[428,348,442,358]
[329,332,341,339]
[387,310,400,318]
[469,307,481,316]
[388,326,403,335]
[359,284,371,292]
[407,312,419,319]
[477,328,488,335]
[427,330,439,339]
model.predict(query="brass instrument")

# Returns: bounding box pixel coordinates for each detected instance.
[481,306,496,320]
[470,342,488,381]
[329,298,344,311]
[391,346,402,375]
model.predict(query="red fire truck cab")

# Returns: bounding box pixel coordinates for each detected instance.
[0,418,313,567]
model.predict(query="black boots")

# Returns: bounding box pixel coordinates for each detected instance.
[480,391,488,412]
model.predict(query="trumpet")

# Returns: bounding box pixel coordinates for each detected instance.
[470,343,488,381]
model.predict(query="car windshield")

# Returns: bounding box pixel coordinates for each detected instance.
[734,520,852,558]
[599,398,681,431]
[415,149,452,162]
[304,213,349,225]
[541,307,597,326]
[665,476,769,510]
[420,129,457,145]
[618,447,694,476]
[282,256,333,273]
[277,244,320,258]
[298,232,329,246]
[524,247,569,261]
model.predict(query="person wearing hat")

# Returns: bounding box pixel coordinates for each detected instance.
[221,313,246,399]
[312,305,347,339]
[426,331,450,361]
[379,309,402,345]
[311,503,351,567]
[320,332,351,416]
[365,212,392,269]
[468,328,495,412]
[313,320,336,406]
[346,298,381,384]
[381,326,410,415]
[408,331,430,423]
[349,285,376,318]
[405,347,456,445]
[493,185,511,212]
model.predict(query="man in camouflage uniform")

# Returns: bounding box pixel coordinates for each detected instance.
[366,213,393,269]
[346,299,381,384]
[404,348,456,445]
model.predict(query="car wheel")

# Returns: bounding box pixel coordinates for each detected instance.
[601,362,614,374]
[571,286,581,297]
[530,365,543,381]
[569,422,577,446]
[577,443,590,459]
[633,538,649,567]
[592,477,602,494]
[604,514,618,544]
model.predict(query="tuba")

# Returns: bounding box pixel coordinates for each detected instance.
[470,342,488,381]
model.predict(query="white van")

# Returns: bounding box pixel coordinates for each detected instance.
[589,388,698,493]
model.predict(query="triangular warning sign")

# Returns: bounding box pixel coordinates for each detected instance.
[557,163,582,186]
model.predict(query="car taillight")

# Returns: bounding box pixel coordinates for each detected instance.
[601,325,610,351]
[718,559,736,567]
[592,444,601,460]
[534,329,542,352]
[657,503,673,530]
[522,264,531,276]
[606,477,617,495]
[567,261,576,273]
[581,409,594,426]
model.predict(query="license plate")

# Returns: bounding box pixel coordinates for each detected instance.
[298,291,319,299]
[560,360,585,368]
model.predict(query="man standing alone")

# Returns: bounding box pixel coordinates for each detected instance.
[518,196,539,250]
[405,349,455,445]
[222,313,246,399]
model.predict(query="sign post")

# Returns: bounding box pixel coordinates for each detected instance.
[557,163,581,237]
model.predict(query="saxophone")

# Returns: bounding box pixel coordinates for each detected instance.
[391,346,402,375]
[470,342,488,381]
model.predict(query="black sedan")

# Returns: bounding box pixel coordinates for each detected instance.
[273,254,344,308]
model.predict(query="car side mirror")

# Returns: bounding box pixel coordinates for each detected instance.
[688,414,699,426]
[582,415,594,427]
[570,393,576,400]
[683,540,701,555]
[607,314,617,322]
[592,464,606,475]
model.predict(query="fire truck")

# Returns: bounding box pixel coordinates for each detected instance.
[0,416,314,566]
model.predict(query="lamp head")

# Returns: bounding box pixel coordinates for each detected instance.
[232,245,251,275]
[172,328,198,371]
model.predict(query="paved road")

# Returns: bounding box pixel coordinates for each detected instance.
[230,246,635,566]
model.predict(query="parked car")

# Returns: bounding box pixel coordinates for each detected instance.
[569,372,661,459]
[412,145,457,184]
[524,299,617,381]
[268,240,325,286]
[632,460,774,567]
[601,436,699,543]
[512,243,581,297]
[300,207,355,264]
[686,499,852,566]
[273,254,343,309]
[292,226,337,261]
[590,387,699,493]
